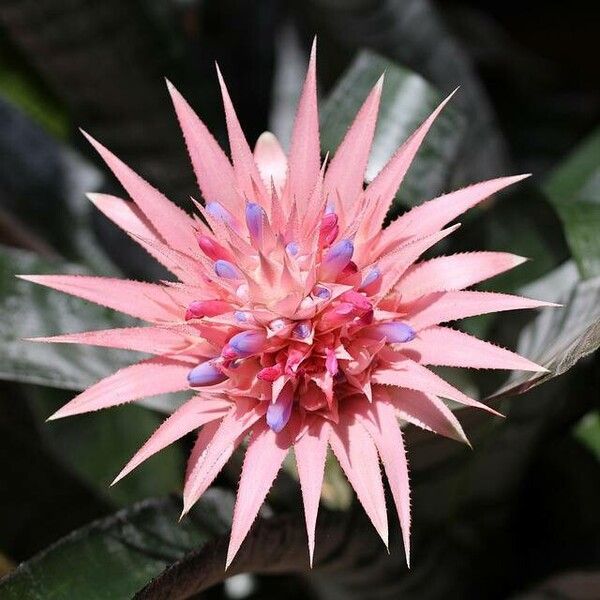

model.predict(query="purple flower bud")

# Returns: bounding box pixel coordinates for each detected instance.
[266,385,294,433]
[206,201,234,224]
[188,360,228,387]
[227,329,267,357]
[293,322,311,339]
[366,322,416,343]
[245,202,266,243]
[313,285,331,300]
[214,259,242,280]
[286,241,299,256]
[269,318,288,332]
[359,266,382,291]
[320,239,354,281]
[234,310,249,323]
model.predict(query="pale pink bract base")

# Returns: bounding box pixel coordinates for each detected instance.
[21,40,552,569]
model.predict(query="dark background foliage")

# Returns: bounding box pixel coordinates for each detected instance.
[0,1,598,598]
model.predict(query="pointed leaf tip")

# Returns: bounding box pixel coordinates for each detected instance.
[287,34,320,211]
[44,407,72,422]
[515,172,532,181]
[79,128,96,146]
[164,77,175,93]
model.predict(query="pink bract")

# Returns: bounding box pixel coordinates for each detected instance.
[21,41,551,568]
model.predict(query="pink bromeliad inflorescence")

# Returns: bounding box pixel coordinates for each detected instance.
[21,41,553,568]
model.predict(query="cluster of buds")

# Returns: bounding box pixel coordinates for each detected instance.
[184,202,415,434]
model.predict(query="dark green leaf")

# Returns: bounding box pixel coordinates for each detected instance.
[0,491,233,600]
[27,387,184,507]
[455,182,569,295]
[0,244,186,410]
[0,385,110,561]
[491,261,600,398]
[320,50,466,216]
[544,128,600,279]
[300,0,508,184]
[0,245,134,391]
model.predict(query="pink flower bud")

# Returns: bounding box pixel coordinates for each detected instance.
[196,234,232,261]
[185,300,231,320]
[318,302,358,331]
[286,344,309,374]
[257,364,283,382]
[325,347,339,375]
[319,213,339,247]
[340,291,372,312]
[235,283,250,301]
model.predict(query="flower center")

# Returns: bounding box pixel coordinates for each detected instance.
[186,202,415,432]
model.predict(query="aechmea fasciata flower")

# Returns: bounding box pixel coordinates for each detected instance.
[21,41,553,569]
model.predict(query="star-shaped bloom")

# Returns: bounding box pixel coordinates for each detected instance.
[22,42,551,568]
